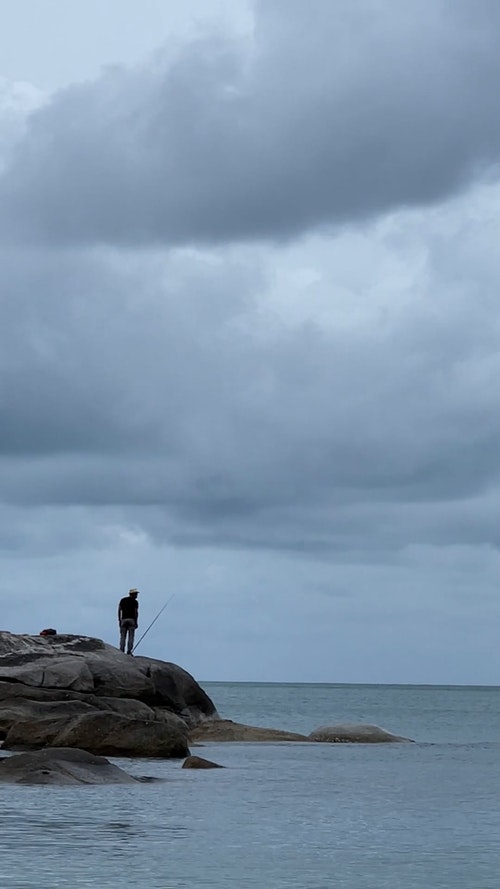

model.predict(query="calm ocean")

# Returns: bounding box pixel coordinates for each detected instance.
[1,682,500,888]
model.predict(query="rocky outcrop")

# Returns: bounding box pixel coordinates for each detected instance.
[0,632,217,758]
[189,719,311,743]
[308,724,414,743]
[189,719,412,744]
[0,747,150,785]
[182,755,225,769]
[0,635,415,756]
[0,633,216,718]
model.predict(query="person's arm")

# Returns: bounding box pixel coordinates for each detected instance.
[118,601,122,623]
[134,601,139,628]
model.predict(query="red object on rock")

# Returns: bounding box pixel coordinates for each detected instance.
[39,628,58,636]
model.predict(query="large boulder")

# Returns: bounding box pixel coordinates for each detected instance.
[0,634,152,700]
[0,696,157,740]
[4,711,190,758]
[139,659,216,722]
[309,724,414,743]
[0,631,217,757]
[189,719,311,743]
[0,747,146,785]
[0,632,217,724]
[53,712,190,757]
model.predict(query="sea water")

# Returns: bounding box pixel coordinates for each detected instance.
[1,683,500,888]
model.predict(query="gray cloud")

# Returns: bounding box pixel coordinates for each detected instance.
[1,185,500,562]
[2,1,500,246]
[3,3,500,682]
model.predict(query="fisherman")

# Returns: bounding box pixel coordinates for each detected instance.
[118,588,139,655]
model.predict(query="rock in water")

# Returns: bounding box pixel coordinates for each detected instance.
[0,632,217,722]
[0,747,144,785]
[0,631,218,758]
[182,755,225,769]
[3,712,190,758]
[309,724,414,743]
[189,719,311,742]
[50,712,189,758]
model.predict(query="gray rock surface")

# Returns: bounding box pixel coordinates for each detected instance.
[1,656,96,692]
[0,747,145,785]
[0,633,216,719]
[309,724,414,743]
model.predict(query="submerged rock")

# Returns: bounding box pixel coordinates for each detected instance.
[309,724,414,743]
[182,755,225,769]
[0,747,144,785]
[189,719,311,743]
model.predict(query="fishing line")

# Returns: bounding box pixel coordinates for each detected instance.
[132,593,176,653]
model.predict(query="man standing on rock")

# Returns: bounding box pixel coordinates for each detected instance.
[118,589,139,655]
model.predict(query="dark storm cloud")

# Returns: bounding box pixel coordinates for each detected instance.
[2,0,500,246]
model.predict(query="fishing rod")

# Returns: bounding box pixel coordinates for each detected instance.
[132,593,176,654]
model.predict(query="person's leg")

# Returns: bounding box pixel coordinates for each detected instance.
[127,624,136,655]
[119,622,127,652]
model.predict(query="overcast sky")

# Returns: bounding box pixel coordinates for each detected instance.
[1,0,500,685]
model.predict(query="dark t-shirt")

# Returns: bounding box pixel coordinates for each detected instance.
[119,596,138,620]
